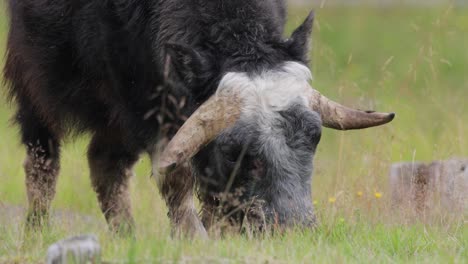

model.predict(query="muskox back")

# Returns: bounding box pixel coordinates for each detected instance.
[5,1,195,147]
[4,0,288,143]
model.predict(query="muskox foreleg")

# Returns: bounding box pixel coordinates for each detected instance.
[156,163,207,238]
[87,131,138,235]
[17,105,61,230]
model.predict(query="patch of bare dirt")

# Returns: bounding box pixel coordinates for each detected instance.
[0,203,104,229]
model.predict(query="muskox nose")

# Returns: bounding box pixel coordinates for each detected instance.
[242,201,317,233]
[250,159,265,180]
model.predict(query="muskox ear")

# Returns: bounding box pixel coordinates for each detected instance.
[165,43,212,87]
[287,11,315,63]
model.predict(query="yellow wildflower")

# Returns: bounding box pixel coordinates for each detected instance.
[328,197,336,204]
[313,200,318,206]
[374,192,383,199]
[357,191,363,197]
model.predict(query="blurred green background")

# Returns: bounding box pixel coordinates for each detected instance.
[0,1,467,263]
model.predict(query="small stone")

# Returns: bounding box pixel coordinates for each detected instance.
[46,235,101,264]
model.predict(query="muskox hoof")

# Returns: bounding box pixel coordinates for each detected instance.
[172,224,208,240]
[25,210,50,232]
[107,217,136,238]
[171,210,208,239]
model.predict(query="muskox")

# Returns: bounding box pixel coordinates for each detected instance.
[3,0,394,237]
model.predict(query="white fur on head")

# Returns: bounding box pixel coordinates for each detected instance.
[217,61,313,118]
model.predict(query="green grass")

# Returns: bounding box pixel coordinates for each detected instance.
[0,4,467,264]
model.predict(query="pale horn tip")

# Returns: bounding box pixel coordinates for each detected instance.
[359,111,395,128]
[326,109,396,130]
[387,112,396,121]
[368,111,395,122]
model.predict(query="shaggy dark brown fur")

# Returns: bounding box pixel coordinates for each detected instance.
[4,0,322,236]
[24,142,60,228]
[87,130,139,234]
[158,163,207,238]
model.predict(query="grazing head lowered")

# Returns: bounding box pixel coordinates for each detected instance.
[4,0,393,238]
[156,12,394,232]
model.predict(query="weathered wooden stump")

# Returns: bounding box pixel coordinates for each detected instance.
[46,235,101,264]
[390,158,467,213]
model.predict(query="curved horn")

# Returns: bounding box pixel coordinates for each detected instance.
[156,87,394,171]
[157,92,242,170]
[305,88,395,130]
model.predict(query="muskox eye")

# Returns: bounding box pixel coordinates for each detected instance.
[219,145,241,163]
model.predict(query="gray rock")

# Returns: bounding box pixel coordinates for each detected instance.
[437,159,468,211]
[390,158,468,213]
[46,235,101,264]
